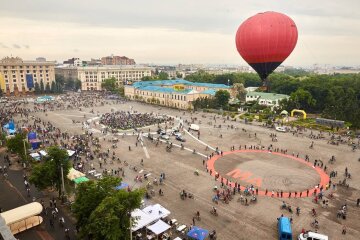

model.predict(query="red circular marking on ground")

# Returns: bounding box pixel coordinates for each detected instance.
[207,150,330,198]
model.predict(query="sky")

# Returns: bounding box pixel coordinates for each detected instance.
[0,0,359,67]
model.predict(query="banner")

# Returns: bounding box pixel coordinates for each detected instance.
[173,84,185,91]
[26,74,34,89]
[0,73,5,91]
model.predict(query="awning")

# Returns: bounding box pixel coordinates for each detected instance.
[142,204,170,219]
[146,220,170,235]
[187,226,209,240]
[73,176,89,184]
[29,153,41,161]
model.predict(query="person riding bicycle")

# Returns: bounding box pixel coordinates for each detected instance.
[212,206,217,214]
[281,201,286,209]
[312,208,317,216]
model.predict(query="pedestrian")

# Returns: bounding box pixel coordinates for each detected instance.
[192,217,195,225]
[342,225,346,235]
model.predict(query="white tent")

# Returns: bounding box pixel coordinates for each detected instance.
[146,220,170,235]
[39,150,47,156]
[67,150,76,157]
[131,209,157,232]
[142,204,170,219]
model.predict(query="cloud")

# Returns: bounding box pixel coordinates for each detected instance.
[73,49,79,52]
[0,43,9,48]
[13,44,21,49]
[24,44,30,49]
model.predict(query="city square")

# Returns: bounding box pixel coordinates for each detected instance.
[2,93,358,239]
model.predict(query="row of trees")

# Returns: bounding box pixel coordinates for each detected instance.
[33,75,81,94]
[186,70,360,128]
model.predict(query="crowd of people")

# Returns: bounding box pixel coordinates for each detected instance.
[100,111,170,130]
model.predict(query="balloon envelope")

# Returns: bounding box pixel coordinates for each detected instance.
[235,12,298,80]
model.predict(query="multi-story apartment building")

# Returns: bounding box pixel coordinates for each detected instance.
[125,79,233,109]
[55,65,152,91]
[101,55,136,65]
[0,56,55,95]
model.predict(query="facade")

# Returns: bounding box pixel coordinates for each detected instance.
[0,56,55,95]
[101,55,135,65]
[55,65,152,91]
[245,92,289,107]
[125,79,232,109]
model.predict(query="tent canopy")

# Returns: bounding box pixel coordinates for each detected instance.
[67,168,85,181]
[39,150,47,156]
[280,110,289,115]
[146,220,170,235]
[115,182,129,190]
[142,204,170,219]
[187,226,209,240]
[73,176,89,184]
[67,150,76,157]
[131,209,157,232]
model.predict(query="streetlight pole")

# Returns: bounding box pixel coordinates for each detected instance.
[60,163,66,200]
[23,139,27,168]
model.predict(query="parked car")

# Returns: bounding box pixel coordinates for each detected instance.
[275,126,287,132]
[298,232,328,240]
[176,136,186,142]
[160,135,170,140]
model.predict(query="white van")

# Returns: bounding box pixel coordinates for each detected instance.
[298,232,328,240]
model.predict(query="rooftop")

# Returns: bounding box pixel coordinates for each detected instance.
[132,79,230,89]
[247,91,289,100]
[139,85,193,94]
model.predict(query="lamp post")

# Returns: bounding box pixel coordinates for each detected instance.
[60,163,66,202]
[23,139,27,168]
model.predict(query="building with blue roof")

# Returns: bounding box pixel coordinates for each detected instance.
[125,79,233,109]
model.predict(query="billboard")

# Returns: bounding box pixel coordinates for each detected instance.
[26,74,34,89]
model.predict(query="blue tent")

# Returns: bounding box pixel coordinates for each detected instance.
[8,121,15,130]
[187,226,209,240]
[115,182,129,190]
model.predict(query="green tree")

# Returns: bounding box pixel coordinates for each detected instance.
[29,146,71,197]
[289,88,316,111]
[215,90,230,108]
[72,176,143,240]
[45,82,51,93]
[40,80,45,93]
[50,81,56,93]
[101,77,117,91]
[233,83,247,101]
[74,79,82,91]
[34,82,41,94]
[158,72,169,80]
[6,133,30,162]
[65,78,75,90]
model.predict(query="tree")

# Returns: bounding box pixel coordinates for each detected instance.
[29,146,71,197]
[158,72,169,80]
[101,77,117,92]
[45,82,51,93]
[233,83,247,101]
[289,88,316,111]
[40,80,44,93]
[74,79,82,91]
[6,133,29,162]
[34,82,41,94]
[72,176,143,240]
[50,81,56,93]
[215,90,230,108]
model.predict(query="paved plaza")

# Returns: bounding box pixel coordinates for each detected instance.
[6,94,360,239]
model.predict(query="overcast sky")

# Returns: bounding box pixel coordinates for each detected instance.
[0,0,359,66]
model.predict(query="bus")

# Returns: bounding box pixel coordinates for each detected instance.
[0,202,43,235]
[278,217,292,240]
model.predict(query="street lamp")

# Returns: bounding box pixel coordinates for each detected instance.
[227,79,230,86]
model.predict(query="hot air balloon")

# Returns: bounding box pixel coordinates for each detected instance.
[235,12,298,90]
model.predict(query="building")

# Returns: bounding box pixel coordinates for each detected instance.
[55,65,152,91]
[245,92,289,107]
[63,58,83,67]
[101,55,135,65]
[0,56,55,95]
[124,79,232,109]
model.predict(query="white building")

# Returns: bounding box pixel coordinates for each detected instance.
[55,65,153,91]
[246,92,289,107]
